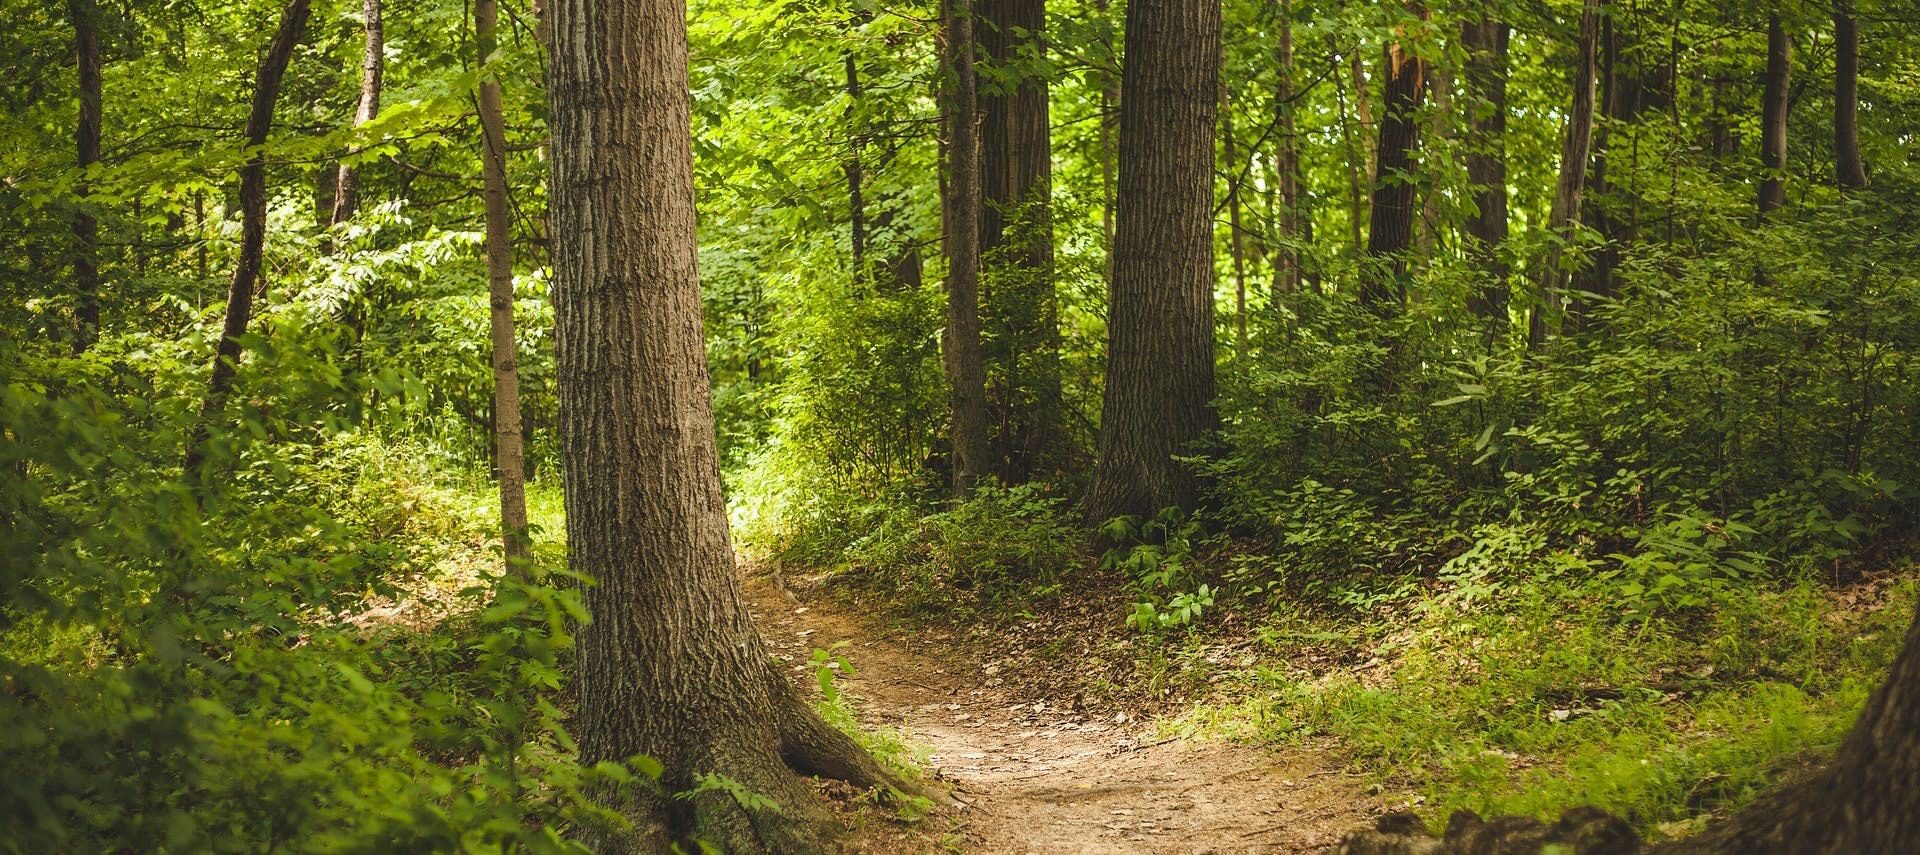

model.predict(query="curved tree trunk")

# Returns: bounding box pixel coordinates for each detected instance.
[942,0,990,496]
[475,0,528,566]
[1833,4,1866,190]
[69,0,102,354]
[328,0,382,237]
[1758,10,1791,215]
[1462,17,1510,332]
[546,0,898,850]
[1527,0,1601,353]
[183,0,311,477]
[1083,0,1220,525]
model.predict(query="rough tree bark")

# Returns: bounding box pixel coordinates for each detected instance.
[546,0,902,850]
[1758,9,1790,215]
[1461,17,1510,331]
[978,0,1061,484]
[1526,0,1601,353]
[475,0,528,565]
[942,0,990,496]
[69,0,102,354]
[1082,0,1220,525]
[182,0,310,477]
[1833,3,1866,190]
[327,0,382,237]
[1359,20,1429,317]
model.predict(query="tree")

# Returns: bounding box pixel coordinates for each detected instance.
[942,0,990,496]
[1270,0,1309,296]
[1359,10,1430,316]
[183,0,311,477]
[978,0,1061,484]
[1834,3,1867,190]
[544,0,900,849]
[326,0,382,238]
[1082,0,1221,526]
[1461,14,1510,331]
[475,0,528,566]
[1527,0,1601,352]
[1758,8,1791,215]
[68,0,102,353]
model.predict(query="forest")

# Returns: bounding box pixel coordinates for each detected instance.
[4,0,1920,851]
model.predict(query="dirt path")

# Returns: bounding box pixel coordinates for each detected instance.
[745,575,1379,854]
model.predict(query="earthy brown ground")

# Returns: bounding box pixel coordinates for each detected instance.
[744,573,1381,854]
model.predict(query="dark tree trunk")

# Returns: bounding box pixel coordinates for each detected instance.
[182,0,310,477]
[1271,0,1308,296]
[69,0,102,354]
[1360,26,1428,316]
[476,0,528,566]
[546,0,900,849]
[1462,17,1510,331]
[844,41,866,277]
[979,0,1061,484]
[942,0,990,496]
[328,0,382,237]
[1083,0,1220,525]
[1834,4,1866,190]
[1527,0,1601,352]
[1758,10,1790,215]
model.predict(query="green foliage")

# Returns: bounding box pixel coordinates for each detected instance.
[833,484,1084,615]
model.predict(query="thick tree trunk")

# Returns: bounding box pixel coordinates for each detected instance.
[1527,0,1601,352]
[546,0,899,850]
[1083,0,1220,525]
[942,0,990,496]
[69,0,102,354]
[1271,0,1308,296]
[978,0,1060,484]
[1758,10,1790,215]
[476,0,528,565]
[1833,4,1866,190]
[1462,17,1510,330]
[1360,29,1428,316]
[182,0,310,477]
[328,0,382,236]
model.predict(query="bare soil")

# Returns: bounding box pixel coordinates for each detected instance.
[744,573,1381,854]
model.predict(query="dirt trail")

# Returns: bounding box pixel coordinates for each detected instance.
[745,575,1379,854]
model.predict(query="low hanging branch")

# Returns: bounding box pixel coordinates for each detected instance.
[182,0,311,478]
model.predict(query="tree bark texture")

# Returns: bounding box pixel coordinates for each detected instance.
[1758,10,1790,215]
[1360,31,1428,316]
[1833,4,1866,190]
[476,0,529,566]
[69,0,102,354]
[978,0,1061,484]
[1461,18,1509,329]
[1528,0,1600,352]
[942,0,990,496]
[546,0,897,848]
[328,0,382,234]
[183,0,310,477]
[1083,0,1220,525]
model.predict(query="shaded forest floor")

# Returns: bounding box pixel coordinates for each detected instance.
[742,571,1384,854]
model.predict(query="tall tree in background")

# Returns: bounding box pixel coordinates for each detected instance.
[1834,3,1867,190]
[1083,0,1221,525]
[1758,8,1791,214]
[1461,13,1510,331]
[979,0,1061,483]
[475,0,528,565]
[1359,10,1429,316]
[69,0,102,353]
[1527,0,1601,351]
[546,0,900,848]
[327,0,382,236]
[1270,0,1308,296]
[183,0,311,477]
[943,0,990,496]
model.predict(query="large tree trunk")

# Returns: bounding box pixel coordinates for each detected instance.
[942,0,990,496]
[183,0,310,477]
[978,0,1061,484]
[1360,25,1428,316]
[546,0,898,850]
[69,0,102,354]
[1833,4,1866,190]
[1527,0,1601,352]
[327,0,382,236]
[1758,10,1790,215]
[1461,17,1510,331]
[475,0,528,565]
[1083,0,1220,525]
